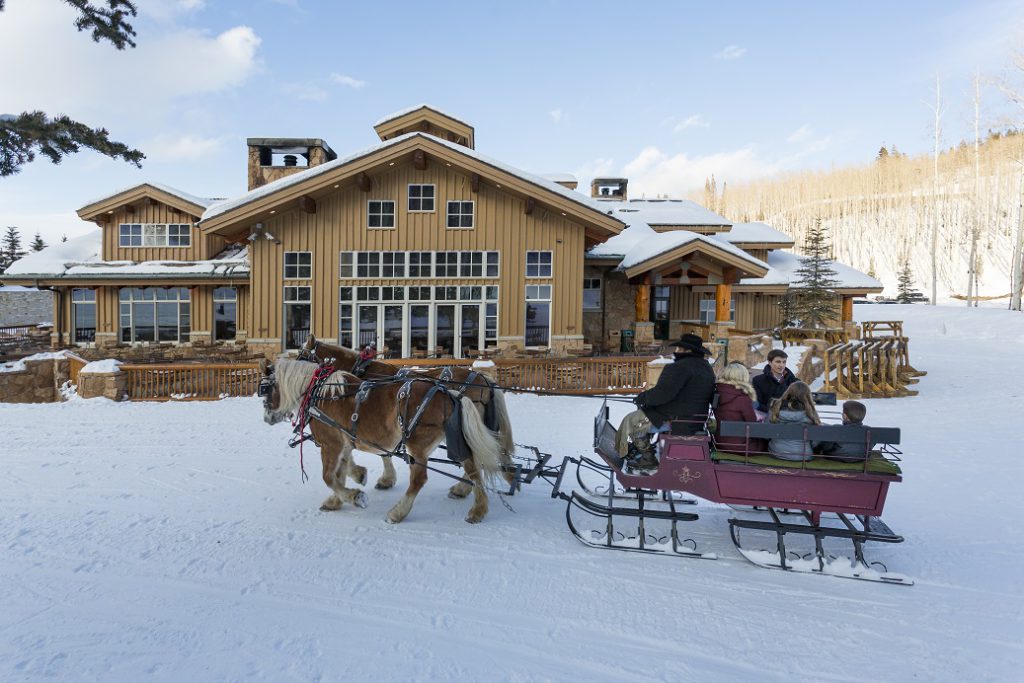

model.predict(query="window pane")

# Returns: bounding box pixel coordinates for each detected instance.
[215,302,236,341]
[133,302,155,342]
[525,302,550,346]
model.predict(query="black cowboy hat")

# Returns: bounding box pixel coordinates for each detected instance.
[671,333,712,355]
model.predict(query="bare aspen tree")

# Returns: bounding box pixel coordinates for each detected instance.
[1002,50,1024,310]
[967,70,982,307]
[924,74,945,305]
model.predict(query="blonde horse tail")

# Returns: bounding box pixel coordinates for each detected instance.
[459,395,502,487]
[490,385,516,461]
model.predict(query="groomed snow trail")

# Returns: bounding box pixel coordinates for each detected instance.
[1,305,1022,681]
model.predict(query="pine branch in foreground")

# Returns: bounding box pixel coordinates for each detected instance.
[0,111,145,177]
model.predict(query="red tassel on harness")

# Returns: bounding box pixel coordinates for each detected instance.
[292,363,335,483]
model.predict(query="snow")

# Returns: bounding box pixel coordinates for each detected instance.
[82,182,217,211]
[202,133,624,228]
[470,359,495,368]
[0,350,67,373]
[538,173,577,184]
[618,229,768,272]
[1,305,1022,680]
[3,231,249,279]
[742,250,884,290]
[373,104,473,129]
[600,199,732,226]
[716,221,794,245]
[80,359,121,374]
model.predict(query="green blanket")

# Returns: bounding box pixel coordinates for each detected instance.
[711,450,902,476]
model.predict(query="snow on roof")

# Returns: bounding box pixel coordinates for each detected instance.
[601,199,731,227]
[2,230,248,279]
[716,222,794,245]
[201,133,623,227]
[588,216,766,272]
[82,182,217,211]
[740,250,883,290]
[374,104,472,129]
[539,173,577,183]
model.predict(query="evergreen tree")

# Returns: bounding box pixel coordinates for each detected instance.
[777,291,798,330]
[61,234,68,242]
[877,145,889,161]
[896,262,924,303]
[0,1,144,177]
[792,218,840,328]
[30,233,47,251]
[0,226,27,273]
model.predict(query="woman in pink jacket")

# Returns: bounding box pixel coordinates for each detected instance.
[713,362,766,455]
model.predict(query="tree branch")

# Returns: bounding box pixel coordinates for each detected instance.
[0,111,145,177]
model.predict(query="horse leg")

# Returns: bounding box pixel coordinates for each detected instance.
[375,454,397,490]
[320,439,367,511]
[385,449,429,524]
[461,457,489,524]
[346,456,367,486]
[448,470,473,499]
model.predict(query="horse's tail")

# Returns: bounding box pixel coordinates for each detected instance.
[489,384,516,462]
[458,395,502,487]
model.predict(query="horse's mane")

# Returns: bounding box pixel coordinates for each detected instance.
[274,359,349,412]
[303,337,395,376]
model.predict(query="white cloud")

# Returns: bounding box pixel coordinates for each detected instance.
[787,124,813,143]
[573,157,615,182]
[142,133,225,161]
[330,73,366,89]
[620,145,779,197]
[715,45,747,60]
[673,114,710,132]
[285,83,329,102]
[549,108,564,123]
[0,4,261,114]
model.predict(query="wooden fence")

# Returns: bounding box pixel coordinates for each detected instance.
[66,352,89,387]
[821,336,925,399]
[122,362,261,401]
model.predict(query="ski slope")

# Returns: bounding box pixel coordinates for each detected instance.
[1,304,1022,681]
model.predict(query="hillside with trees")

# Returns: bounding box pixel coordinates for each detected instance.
[690,131,1024,305]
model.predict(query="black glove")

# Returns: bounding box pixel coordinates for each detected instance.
[633,393,645,408]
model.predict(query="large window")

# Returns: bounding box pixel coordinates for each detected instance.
[72,288,96,343]
[408,184,435,212]
[119,287,190,343]
[339,250,499,279]
[699,296,735,324]
[284,252,312,279]
[213,287,237,341]
[367,200,396,229]
[525,284,552,347]
[284,286,311,349]
[446,201,474,229]
[119,223,191,247]
[526,251,553,278]
[583,278,601,311]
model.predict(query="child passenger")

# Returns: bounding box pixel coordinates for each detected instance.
[713,362,767,455]
[819,400,873,462]
[767,381,821,461]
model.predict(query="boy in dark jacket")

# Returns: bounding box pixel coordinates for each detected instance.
[615,333,716,471]
[752,349,798,411]
[819,401,873,462]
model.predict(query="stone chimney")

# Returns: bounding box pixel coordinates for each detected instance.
[246,138,338,191]
[591,178,628,201]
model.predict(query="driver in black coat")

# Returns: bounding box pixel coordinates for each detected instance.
[615,333,716,471]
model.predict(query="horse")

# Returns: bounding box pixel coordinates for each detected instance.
[297,334,516,499]
[261,358,505,524]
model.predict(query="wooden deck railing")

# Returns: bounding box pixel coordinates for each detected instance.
[122,362,261,401]
[66,352,89,387]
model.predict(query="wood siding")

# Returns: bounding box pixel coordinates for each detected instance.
[246,161,586,348]
[100,203,209,262]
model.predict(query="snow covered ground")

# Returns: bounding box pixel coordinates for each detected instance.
[2,305,1022,681]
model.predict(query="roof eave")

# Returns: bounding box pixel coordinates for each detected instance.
[78,184,207,222]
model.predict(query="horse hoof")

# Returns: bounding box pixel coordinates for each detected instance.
[320,504,338,512]
[353,491,368,509]
[375,480,395,490]
[465,515,484,524]
[448,490,467,500]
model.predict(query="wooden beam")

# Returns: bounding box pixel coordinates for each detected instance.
[413,150,427,170]
[634,285,651,323]
[715,284,733,323]
[524,197,536,215]
[146,197,159,207]
[723,266,740,285]
[470,173,480,193]
[124,204,135,215]
[357,172,372,192]
[169,206,181,215]
[841,296,854,322]
[298,195,317,214]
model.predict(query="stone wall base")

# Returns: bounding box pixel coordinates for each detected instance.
[0,357,70,403]
[78,371,127,401]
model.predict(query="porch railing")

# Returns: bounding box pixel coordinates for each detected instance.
[122,362,261,401]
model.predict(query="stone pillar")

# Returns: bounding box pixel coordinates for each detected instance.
[79,369,127,401]
[471,360,498,384]
[645,357,671,388]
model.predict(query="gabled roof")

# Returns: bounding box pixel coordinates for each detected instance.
[716,222,795,248]
[735,250,883,293]
[78,182,216,221]
[601,199,731,228]
[374,104,472,129]
[373,105,474,148]
[199,132,625,239]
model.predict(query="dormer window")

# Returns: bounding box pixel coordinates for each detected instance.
[119,223,191,247]
[408,184,435,212]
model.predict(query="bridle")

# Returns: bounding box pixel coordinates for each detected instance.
[258,362,276,412]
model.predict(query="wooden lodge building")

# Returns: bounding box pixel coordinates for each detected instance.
[2,105,881,359]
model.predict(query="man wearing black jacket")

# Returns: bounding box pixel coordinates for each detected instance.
[615,333,716,471]
[752,349,798,411]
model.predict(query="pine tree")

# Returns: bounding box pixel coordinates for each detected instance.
[0,1,144,177]
[792,218,840,328]
[877,145,889,161]
[777,291,798,330]
[896,262,924,303]
[0,226,27,273]
[30,233,47,251]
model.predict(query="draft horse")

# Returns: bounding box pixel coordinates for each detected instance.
[262,358,505,524]
[297,334,516,498]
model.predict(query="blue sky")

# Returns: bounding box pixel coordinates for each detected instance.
[2,0,1023,245]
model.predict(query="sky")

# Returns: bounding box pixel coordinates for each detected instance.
[2,0,1024,247]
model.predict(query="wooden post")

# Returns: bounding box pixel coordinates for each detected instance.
[841,296,853,322]
[634,285,650,322]
[715,283,732,322]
